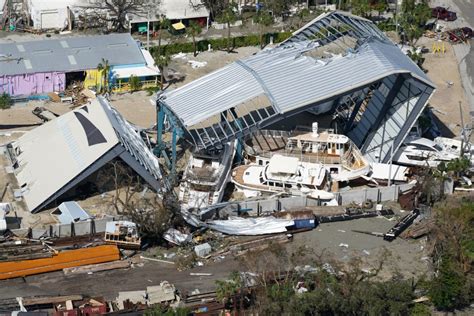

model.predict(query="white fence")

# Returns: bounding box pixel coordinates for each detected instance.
[12,216,116,239]
[201,183,415,219]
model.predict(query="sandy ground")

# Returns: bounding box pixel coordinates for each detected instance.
[292,214,430,280]
[421,39,470,137]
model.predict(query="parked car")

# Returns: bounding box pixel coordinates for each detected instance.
[431,6,457,21]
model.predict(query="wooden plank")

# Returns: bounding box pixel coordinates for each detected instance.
[63,260,130,275]
[23,295,83,306]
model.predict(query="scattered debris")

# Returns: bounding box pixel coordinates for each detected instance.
[188,60,207,68]
[163,228,191,246]
[194,243,212,258]
[63,260,131,275]
[400,219,436,239]
[105,221,141,250]
[147,282,177,305]
[140,256,175,265]
[384,209,420,241]
[190,272,213,276]
[32,107,59,122]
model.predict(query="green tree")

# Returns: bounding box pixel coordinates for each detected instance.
[430,254,469,311]
[157,15,170,56]
[97,58,110,94]
[374,0,388,16]
[0,93,13,109]
[216,3,239,53]
[153,52,170,89]
[215,270,242,303]
[399,0,431,45]
[186,21,202,57]
[129,75,141,93]
[351,0,371,18]
[253,10,273,49]
[296,7,310,28]
[262,0,296,17]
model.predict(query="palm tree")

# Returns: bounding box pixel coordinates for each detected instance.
[186,21,202,57]
[97,58,110,94]
[216,3,238,53]
[157,15,170,56]
[154,52,170,90]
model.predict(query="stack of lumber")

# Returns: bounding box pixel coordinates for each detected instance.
[0,245,119,280]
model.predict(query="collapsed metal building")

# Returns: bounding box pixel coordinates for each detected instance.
[155,11,435,172]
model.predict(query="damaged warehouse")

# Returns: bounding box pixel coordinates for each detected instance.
[5,97,164,213]
[155,11,435,174]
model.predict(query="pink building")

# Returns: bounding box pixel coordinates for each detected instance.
[0,34,147,97]
[0,72,65,96]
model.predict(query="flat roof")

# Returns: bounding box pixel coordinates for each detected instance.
[0,34,145,76]
[268,155,299,174]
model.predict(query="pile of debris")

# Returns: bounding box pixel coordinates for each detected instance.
[424,27,472,43]
[114,281,179,312]
[46,82,95,108]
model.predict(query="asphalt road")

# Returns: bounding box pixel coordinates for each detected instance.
[453,0,474,116]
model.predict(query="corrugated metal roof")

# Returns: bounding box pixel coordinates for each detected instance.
[10,97,163,212]
[0,34,145,76]
[57,201,92,224]
[163,39,434,128]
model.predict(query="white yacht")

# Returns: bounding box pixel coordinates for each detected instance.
[179,141,235,210]
[245,123,371,183]
[393,136,459,168]
[232,154,328,197]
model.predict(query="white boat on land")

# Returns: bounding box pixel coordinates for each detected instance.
[434,137,474,165]
[393,136,459,168]
[232,154,328,197]
[244,123,371,183]
[179,141,235,210]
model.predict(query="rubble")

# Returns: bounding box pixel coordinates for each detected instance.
[105,221,141,250]
[194,243,212,258]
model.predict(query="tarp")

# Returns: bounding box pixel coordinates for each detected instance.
[172,22,185,30]
[207,216,294,235]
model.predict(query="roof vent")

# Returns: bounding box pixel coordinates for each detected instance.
[68,55,77,65]
[108,43,128,49]
[24,59,32,69]
[32,50,53,55]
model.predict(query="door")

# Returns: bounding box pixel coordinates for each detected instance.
[41,10,60,29]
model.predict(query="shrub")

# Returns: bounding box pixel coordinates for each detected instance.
[129,75,142,93]
[151,31,292,56]
[0,93,13,109]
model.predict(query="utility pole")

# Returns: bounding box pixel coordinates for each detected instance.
[387,139,394,187]
[395,0,399,36]
[146,10,151,50]
[459,101,465,156]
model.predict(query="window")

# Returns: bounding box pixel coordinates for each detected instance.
[407,155,427,161]
[415,145,435,152]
